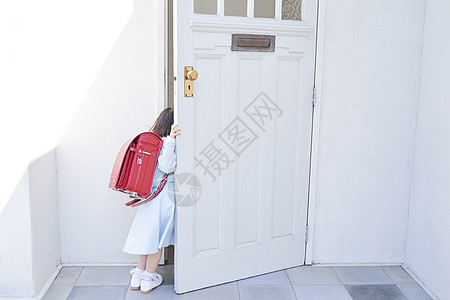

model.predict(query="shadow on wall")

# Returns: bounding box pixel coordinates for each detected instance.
[0,150,59,298]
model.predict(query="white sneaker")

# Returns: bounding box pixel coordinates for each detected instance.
[140,272,163,294]
[129,267,144,291]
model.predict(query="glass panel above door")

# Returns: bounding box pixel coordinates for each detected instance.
[194,0,217,15]
[254,0,275,18]
[282,0,302,20]
[225,0,247,16]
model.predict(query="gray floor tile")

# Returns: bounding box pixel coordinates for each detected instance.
[397,283,433,300]
[334,266,393,284]
[238,283,296,300]
[125,284,181,299]
[45,265,429,300]
[287,266,342,284]
[238,270,290,285]
[75,266,131,286]
[345,284,408,300]
[67,285,128,300]
[53,267,84,286]
[381,266,416,284]
[182,281,239,300]
[43,285,73,300]
[292,284,352,300]
[158,263,175,286]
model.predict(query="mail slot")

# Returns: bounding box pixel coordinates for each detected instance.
[231,34,275,52]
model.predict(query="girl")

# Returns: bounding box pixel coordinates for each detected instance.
[122,107,180,294]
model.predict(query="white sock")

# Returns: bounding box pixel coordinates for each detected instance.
[141,270,157,280]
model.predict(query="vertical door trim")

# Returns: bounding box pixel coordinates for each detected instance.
[157,0,167,113]
[164,0,175,109]
[305,0,327,265]
[164,0,169,109]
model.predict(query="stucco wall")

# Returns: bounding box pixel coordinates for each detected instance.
[0,1,132,297]
[405,0,450,299]
[29,150,60,296]
[56,0,165,264]
[0,152,60,299]
[0,172,35,298]
[311,0,426,263]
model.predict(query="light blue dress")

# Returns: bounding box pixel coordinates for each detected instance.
[123,135,177,255]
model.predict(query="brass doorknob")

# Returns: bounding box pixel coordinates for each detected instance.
[186,69,198,80]
[184,66,198,97]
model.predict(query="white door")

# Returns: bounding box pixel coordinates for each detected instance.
[173,0,317,293]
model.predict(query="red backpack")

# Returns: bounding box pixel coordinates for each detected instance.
[109,132,169,207]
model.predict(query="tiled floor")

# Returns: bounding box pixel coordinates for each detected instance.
[43,264,433,300]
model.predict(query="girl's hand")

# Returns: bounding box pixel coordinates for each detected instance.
[170,124,181,139]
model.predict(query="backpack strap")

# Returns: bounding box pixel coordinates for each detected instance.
[124,173,170,207]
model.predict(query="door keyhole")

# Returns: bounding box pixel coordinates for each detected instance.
[184,66,198,97]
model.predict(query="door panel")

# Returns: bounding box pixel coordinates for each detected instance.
[174,0,317,293]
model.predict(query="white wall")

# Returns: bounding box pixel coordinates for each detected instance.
[0,172,35,298]
[56,0,165,264]
[405,0,450,299]
[0,152,59,299]
[0,1,132,297]
[29,150,60,296]
[0,1,131,208]
[312,0,426,263]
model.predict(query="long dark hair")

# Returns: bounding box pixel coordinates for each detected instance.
[149,107,174,137]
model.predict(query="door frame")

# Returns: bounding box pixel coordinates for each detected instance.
[162,0,327,269]
[305,0,327,265]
